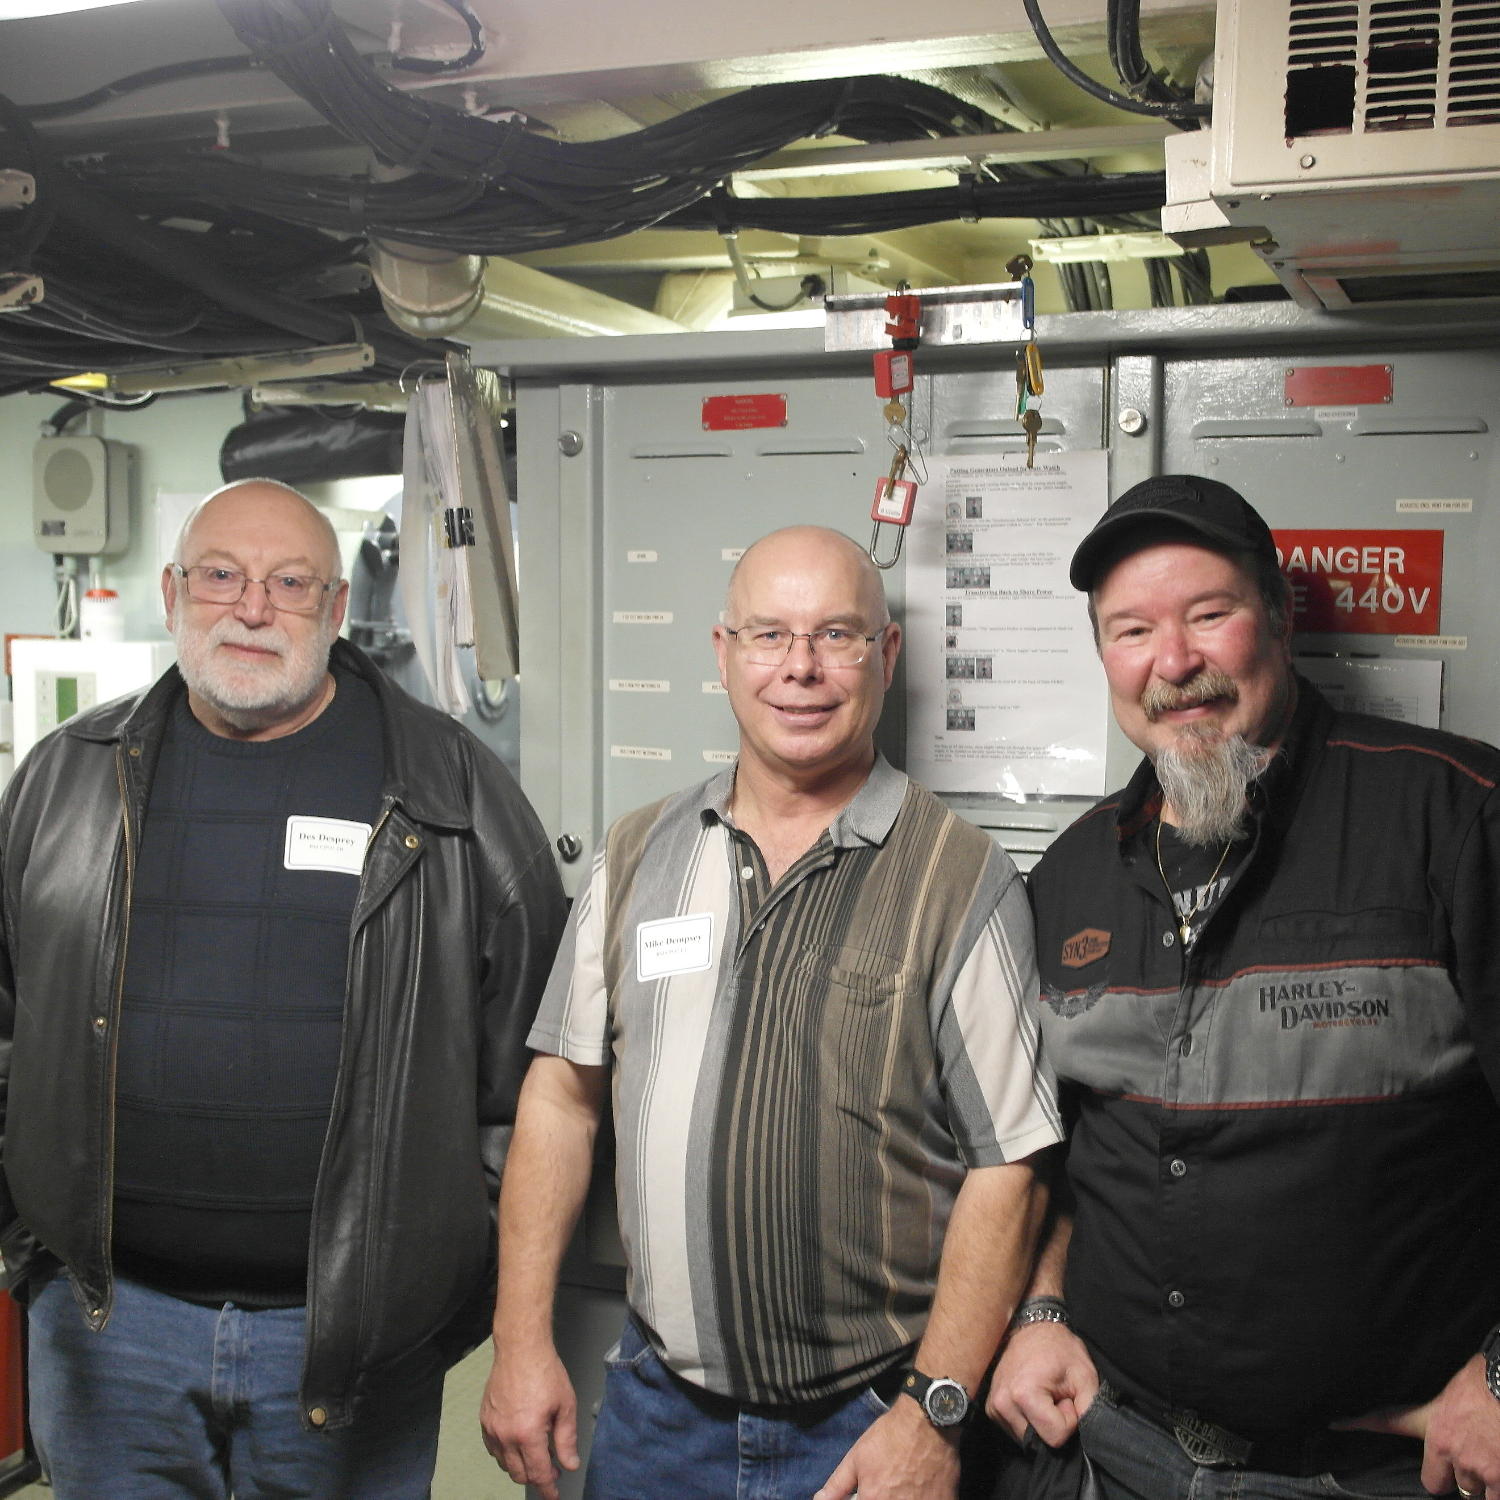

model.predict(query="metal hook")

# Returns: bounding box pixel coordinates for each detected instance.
[397,359,445,394]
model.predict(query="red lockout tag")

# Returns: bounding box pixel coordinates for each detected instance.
[871,476,918,525]
[873,349,914,398]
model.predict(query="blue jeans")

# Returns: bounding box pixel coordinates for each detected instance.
[582,1317,890,1500]
[28,1274,443,1500]
[1076,1385,1428,1500]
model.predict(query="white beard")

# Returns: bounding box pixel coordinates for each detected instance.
[173,610,338,733]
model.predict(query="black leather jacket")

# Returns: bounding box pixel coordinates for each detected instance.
[0,639,566,1428]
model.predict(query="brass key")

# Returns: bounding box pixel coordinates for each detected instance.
[883,398,906,426]
[1021,407,1042,468]
[1024,340,1044,397]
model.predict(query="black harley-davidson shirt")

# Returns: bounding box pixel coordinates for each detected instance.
[1029,679,1500,1441]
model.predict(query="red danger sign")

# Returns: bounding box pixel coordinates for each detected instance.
[1273,528,1443,635]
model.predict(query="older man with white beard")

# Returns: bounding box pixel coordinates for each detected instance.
[986,476,1500,1500]
[0,479,565,1499]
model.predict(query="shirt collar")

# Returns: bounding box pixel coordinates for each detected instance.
[697,751,908,849]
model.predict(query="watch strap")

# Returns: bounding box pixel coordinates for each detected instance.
[900,1368,971,1427]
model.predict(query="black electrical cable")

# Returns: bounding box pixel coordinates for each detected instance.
[19,55,261,121]
[1107,0,1186,109]
[1175,248,1214,304]
[39,166,430,369]
[44,398,91,434]
[390,0,485,75]
[99,151,1166,255]
[215,0,995,193]
[668,175,1166,240]
[1021,0,1208,120]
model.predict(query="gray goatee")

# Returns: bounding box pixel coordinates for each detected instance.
[1142,670,1270,847]
[1155,728,1269,847]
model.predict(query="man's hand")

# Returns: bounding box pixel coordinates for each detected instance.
[812,1395,961,1500]
[986,1322,1099,1448]
[1337,1355,1500,1498]
[479,1344,581,1500]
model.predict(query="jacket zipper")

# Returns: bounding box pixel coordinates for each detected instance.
[303,796,398,1421]
[97,743,138,1326]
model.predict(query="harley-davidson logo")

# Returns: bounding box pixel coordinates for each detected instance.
[1061,928,1110,969]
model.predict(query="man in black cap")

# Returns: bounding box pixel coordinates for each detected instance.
[986,474,1500,1499]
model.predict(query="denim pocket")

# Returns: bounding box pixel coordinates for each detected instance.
[602,1317,659,1374]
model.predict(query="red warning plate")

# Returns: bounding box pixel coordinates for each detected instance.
[1283,363,1392,407]
[702,393,788,430]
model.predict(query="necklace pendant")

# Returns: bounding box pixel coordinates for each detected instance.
[1179,921,1192,944]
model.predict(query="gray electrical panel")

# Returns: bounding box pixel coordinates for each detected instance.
[492,307,1500,894]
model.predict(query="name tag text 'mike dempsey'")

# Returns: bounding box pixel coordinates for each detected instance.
[636,913,715,982]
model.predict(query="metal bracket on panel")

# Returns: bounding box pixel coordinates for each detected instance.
[0,271,42,312]
[97,343,375,396]
[250,379,407,412]
[824,282,1025,351]
[0,170,35,210]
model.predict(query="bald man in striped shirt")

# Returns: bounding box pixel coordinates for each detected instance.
[484,525,1060,1500]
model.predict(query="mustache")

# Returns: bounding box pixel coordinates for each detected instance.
[208,620,288,655]
[1141,670,1238,722]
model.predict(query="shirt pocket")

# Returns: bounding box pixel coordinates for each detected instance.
[798,943,912,1006]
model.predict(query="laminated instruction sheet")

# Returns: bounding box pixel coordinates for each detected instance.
[905,450,1110,799]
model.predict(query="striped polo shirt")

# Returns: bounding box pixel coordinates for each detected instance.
[529,755,1061,1405]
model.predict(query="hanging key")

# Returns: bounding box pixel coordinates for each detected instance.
[1024,340,1044,398]
[1015,347,1029,422]
[1021,407,1042,469]
[883,398,906,426]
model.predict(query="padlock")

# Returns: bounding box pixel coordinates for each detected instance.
[873,348,914,399]
[871,475,918,526]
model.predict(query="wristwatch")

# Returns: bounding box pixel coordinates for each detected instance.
[901,1368,971,1428]
[1483,1323,1500,1401]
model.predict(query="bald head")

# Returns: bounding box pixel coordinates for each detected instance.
[176,479,342,582]
[724,526,889,630]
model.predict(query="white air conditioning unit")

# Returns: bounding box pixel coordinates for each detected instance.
[1164,0,1500,308]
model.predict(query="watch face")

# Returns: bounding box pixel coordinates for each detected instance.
[1487,1350,1500,1401]
[924,1379,969,1427]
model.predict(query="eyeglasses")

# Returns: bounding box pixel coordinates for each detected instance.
[722,624,888,667]
[175,564,334,614]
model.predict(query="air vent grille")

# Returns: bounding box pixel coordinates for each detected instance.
[1450,0,1500,126]
[1367,0,1438,130]
[1284,1,1500,135]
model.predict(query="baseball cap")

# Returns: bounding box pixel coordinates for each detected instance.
[1069,474,1278,592]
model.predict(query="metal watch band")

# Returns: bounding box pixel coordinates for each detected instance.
[1010,1296,1071,1331]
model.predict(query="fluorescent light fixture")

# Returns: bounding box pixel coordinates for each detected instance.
[1,0,152,17]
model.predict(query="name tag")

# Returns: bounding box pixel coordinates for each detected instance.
[636,913,714,982]
[283,816,372,876]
